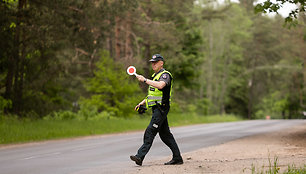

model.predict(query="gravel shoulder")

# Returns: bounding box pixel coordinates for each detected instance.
[127,123,306,174]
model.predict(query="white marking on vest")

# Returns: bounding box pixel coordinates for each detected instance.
[153,124,158,128]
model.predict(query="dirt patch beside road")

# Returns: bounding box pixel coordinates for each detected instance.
[128,123,306,174]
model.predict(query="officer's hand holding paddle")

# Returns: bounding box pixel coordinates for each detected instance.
[135,74,146,83]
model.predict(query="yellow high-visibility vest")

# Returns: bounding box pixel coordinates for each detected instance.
[146,70,173,107]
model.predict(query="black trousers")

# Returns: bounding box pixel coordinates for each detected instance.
[136,105,182,161]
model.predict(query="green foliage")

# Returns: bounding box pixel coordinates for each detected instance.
[0,0,304,120]
[21,81,70,117]
[249,156,306,174]
[168,102,183,113]
[76,103,99,120]
[80,51,143,117]
[170,27,203,89]
[44,110,78,121]
[182,98,209,116]
[193,2,253,116]
[226,78,249,117]
[255,91,289,119]
[43,107,116,121]
[284,165,306,174]
[254,0,305,25]
[0,96,11,114]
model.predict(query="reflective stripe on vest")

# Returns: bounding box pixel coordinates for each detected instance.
[146,70,173,107]
[147,100,171,106]
[147,96,171,100]
[147,96,162,100]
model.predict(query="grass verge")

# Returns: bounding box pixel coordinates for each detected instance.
[0,113,242,145]
[246,156,306,174]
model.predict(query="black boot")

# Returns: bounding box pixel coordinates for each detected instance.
[164,158,183,165]
[130,155,143,166]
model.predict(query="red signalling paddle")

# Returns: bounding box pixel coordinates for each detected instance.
[127,66,138,76]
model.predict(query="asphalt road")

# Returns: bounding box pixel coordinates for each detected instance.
[0,120,305,174]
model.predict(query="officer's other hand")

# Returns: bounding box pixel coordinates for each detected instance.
[135,104,140,111]
[136,75,145,82]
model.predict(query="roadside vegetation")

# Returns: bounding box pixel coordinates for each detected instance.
[1,0,305,122]
[0,111,242,144]
[0,1,304,145]
[245,156,306,174]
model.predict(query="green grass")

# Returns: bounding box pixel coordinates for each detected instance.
[0,117,148,144]
[0,113,242,145]
[246,156,306,174]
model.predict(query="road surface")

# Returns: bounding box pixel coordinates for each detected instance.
[0,120,305,174]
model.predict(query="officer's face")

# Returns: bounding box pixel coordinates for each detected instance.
[151,61,163,72]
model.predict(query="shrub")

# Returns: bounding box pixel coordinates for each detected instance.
[44,110,78,120]
[0,96,12,114]
[80,50,143,117]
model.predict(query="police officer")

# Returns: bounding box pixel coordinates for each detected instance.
[130,54,183,166]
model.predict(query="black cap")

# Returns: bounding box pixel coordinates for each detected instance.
[149,54,164,62]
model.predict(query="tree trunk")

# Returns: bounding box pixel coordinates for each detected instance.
[247,78,253,120]
[207,20,213,114]
[301,55,306,108]
[239,0,254,12]
[138,43,151,92]
[115,16,121,60]
[11,0,27,115]
[125,12,132,61]
[144,43,151,78]
[107,36,113,58]
[106,18,113,58]
[4,55,14,106]
[199,62,205,100]
[220,57,231,115]
[248,55,257,120]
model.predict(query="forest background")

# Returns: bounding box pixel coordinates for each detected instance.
[0,0,305,122]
